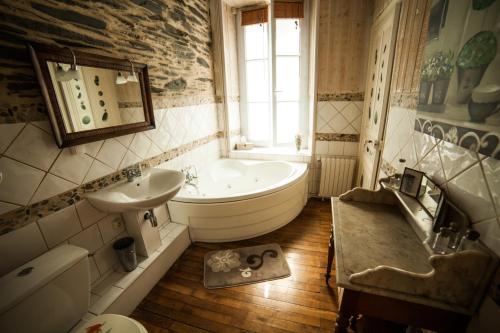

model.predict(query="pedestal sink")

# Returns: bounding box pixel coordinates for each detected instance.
[85,167,185,257]
[85,168,185,213]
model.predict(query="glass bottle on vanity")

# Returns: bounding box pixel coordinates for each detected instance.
[432,227,452,254]
[389,158,406,188]
[457,229,480,251]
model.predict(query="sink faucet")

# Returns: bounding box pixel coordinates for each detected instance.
[181,165,198,186]
[125,166,142,182]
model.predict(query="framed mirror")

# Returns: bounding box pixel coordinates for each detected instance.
[29,44,155,148]
[417,175,444,218]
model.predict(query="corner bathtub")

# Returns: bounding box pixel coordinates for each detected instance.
[167,159,308,242]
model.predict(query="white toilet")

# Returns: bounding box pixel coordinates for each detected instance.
[0,244,147,333]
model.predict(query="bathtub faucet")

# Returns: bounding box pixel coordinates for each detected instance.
[182,164,198,186]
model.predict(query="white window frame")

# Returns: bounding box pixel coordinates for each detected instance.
[237,2,309,148]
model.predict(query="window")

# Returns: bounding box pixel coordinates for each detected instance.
[239,5,308,147]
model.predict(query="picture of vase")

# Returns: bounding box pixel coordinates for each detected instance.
[432,79,450,105]
[456,65,488,103]
[456,31,497,104]
[419,81,432,105]
[468,84,500,123]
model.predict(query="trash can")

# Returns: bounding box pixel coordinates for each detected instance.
[113,237,137,272]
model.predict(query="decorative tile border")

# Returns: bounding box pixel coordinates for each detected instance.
[0,131,223,235]
[118,101,143,108]
[214,95,239,104]
[315,133,359,142]
[415,118,499,160]
[390,92,418,109]
[317,92,364,101]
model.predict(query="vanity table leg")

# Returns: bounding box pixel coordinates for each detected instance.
[335,289,358,333]
[326,227,334,282]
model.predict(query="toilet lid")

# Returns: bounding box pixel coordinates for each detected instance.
[75,314,147,333]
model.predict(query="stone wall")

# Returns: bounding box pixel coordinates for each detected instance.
[0,0,215,123]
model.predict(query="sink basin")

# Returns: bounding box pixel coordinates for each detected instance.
[85,168,185,213]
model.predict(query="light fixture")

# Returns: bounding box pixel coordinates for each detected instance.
[126,59,138,83]
[55,47,80,82]
[115,71,127,85]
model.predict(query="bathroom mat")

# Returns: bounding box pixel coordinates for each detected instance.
[203,243,291,289]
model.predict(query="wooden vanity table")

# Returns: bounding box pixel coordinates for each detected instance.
[325,185,497,333]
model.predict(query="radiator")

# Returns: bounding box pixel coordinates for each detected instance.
[318,157,356,197]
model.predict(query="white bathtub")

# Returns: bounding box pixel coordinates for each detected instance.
[167,159,308,242]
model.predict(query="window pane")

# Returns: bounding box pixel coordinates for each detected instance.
[247,102,270,141]
[276,56,299,101]
[246,60,269,102]
[245,24,268,60]
[276,19,300,56]
[276,102,299,144]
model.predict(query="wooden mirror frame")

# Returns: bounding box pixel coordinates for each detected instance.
[29,43,155,148]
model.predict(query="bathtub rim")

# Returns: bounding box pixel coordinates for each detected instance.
[171,159,308,204]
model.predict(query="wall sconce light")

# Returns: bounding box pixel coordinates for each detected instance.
[127,59,138,83]
[55,47,80,82]
[116,71,127,85]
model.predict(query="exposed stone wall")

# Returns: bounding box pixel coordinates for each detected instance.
[0,0,215,123]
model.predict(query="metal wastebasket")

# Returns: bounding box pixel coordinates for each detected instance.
[113,237,137,272]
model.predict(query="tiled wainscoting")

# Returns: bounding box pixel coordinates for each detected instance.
[311,100,363,195]
[381,106,500,257]
[0,102,221,275]
[0,103,220,218]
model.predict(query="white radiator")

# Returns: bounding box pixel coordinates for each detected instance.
[318,157,356,197]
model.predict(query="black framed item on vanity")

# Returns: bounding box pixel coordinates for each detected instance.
[399,167,425,198]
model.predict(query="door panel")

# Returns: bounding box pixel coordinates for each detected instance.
[358,2,401,189]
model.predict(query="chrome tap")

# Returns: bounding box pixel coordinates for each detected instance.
[125,166,142,182]
[181,164,198,186]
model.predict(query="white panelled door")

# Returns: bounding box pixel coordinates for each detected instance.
[357,2,401,189]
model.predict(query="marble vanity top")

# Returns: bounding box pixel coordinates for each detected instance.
[331,188,496,315]
[333,199,432,279]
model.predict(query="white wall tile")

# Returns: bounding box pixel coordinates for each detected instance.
[80,140,103,158]
[473,218,500,257]
[30,173,76,203]
[128,133,152,159]
[0,202,21,215]
[329,142,344,155]
[50,148,93,184]
[0,123,24,154]
[315,141,328,154]
[97,214,125,243]
[83,160,115,183]
[343,142,359,156]
[38,205,82,247]
[413,131,438,162]
[446,163,496,223]
[0,157,45,205]
[4,124,60,171]
[76,199,107,228]
[95,139,127,170]
[417,146,445,185]
[115,134,135,148]
[93,242,118,275]
[481,157,500,215]
[0,223,48,276]
[119,150,141,169]
[69,224,103,254]
[89,257,101,284]
[438,140,480,181]
[30,120,52,134]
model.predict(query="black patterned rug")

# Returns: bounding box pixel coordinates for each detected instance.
[203,243,291,289]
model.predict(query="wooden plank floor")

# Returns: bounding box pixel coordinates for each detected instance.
[131,199,339,333]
